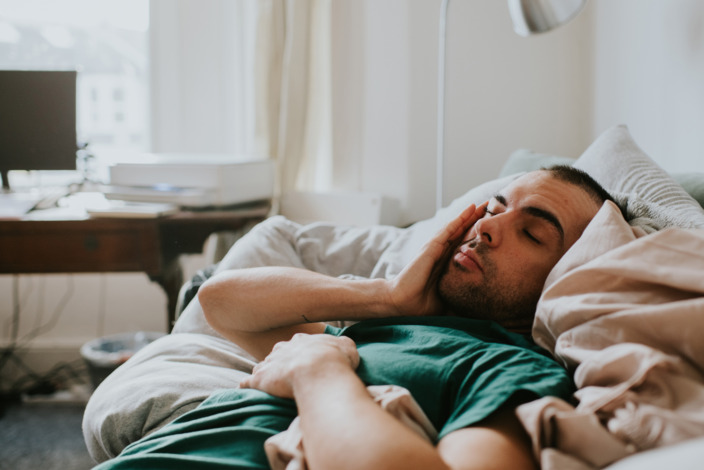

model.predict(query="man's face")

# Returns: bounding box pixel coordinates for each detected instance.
[437,171,602,330]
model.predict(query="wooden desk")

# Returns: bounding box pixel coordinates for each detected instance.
[0,204,269,330]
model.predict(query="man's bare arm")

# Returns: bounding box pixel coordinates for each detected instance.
[199,270,389,359]
[199,203,486,357]
[200,267,395,331]
[437,409,538,470]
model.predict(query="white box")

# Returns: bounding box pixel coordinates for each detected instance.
[108,154,274,207]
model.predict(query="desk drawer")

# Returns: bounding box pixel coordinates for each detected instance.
[0,221,161,274]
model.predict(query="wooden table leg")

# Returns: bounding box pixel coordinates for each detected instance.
[149,258,183,332]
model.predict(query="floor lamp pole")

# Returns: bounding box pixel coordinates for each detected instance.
[436,0,450,212]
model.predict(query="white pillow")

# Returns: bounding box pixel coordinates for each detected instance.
[573,124,704,232]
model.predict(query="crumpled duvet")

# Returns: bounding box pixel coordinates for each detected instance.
[517,202,704,470]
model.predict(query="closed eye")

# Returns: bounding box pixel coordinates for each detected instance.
[523,229,541,244]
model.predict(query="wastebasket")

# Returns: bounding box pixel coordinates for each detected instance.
[81,331,165,389]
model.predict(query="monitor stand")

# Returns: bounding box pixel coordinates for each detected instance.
[1,169,10,192]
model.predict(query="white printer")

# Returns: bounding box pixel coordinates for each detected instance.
[105,154,274,207]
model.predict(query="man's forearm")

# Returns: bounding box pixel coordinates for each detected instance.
[293,364,537,470]
[199,267,396,333]
[292,362,451,470]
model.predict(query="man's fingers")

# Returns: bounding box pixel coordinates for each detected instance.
[450,202,487,240]
[241,360,266,389]
[442,204,475,240]
[239,334,358,396]
[337,336,360,369]
[431,202,487,250]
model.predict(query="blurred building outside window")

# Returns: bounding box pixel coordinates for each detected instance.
[0,0,149,186]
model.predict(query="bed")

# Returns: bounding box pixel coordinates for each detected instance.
[82,124,704,469]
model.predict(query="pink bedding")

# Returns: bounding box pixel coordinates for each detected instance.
[518,202,704,469]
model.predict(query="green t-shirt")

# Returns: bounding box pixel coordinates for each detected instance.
[327,316,573,438]
[95,317,574,470]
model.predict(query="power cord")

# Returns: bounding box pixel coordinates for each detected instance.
[0,275,87,404]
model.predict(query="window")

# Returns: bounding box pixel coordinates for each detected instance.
[0,0,149,182]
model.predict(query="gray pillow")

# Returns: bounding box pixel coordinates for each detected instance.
[573,124,704,232]
[672,172,704,209]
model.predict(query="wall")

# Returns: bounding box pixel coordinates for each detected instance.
[331,0,594,225]
[590,0,704,173]
[440,0,594,205]
[331,0,704,224]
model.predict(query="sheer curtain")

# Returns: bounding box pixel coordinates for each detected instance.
[250,0,332,210]
[150,0,331,208]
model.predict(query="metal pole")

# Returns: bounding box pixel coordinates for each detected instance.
[436,0,450,211]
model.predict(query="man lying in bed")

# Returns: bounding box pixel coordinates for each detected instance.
[94,167,614,470]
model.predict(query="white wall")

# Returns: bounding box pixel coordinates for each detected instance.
[590,0,704,173]
[439,0,594,215]
[331,0,594,225]
[331,0,704,224]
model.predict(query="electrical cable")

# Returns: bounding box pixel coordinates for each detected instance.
[9,357,88,396]
[1,275,83,397]
[15,275,74,349]
[0,275,23,388]
[29,276,47,338]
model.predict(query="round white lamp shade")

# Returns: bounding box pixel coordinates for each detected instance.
[508,0,587,36]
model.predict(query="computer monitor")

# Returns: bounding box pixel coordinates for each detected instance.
[0,70,78,191]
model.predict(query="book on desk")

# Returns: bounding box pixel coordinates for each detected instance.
[85,200,180,218]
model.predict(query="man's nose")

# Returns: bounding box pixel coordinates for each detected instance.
[473,214,502,247]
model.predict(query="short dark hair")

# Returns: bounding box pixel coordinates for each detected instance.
[543,165,615,207]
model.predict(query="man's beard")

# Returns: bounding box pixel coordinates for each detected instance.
[436,243,538,329]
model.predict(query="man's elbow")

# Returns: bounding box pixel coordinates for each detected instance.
[198,278,226,332]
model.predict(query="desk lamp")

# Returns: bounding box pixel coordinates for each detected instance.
[436,0,587,210]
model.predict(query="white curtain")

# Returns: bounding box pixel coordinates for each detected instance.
[150,0,331,204]
[250,0,332,210]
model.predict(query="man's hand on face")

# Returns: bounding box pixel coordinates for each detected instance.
[386,203,487,318]
[239,333,360,399]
